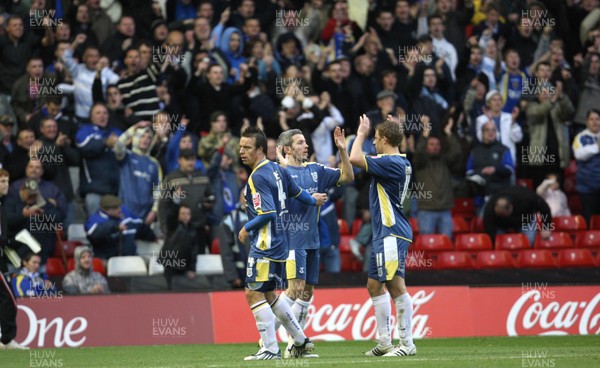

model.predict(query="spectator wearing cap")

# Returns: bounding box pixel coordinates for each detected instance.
[476,90,523,166]
[5,128,35,182]
[113,122,162,223]
[62,34,120,122]
[6,159,67,264]
[84,194,156,259]
[150,19,169,48]
[75,103,122,216]
[159,149,214,253]
[62,245,110,294]
[0,115,16,164]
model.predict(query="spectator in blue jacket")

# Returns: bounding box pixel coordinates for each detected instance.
[206,145,240,225]
[11,252,57,298]
[114,122,162,223]
[165,118,205,173]
[572,109,600,225]
[85,195,156,259]
[75,103,122,216]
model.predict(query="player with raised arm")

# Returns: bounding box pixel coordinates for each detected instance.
[275,127,354,358]
[238,127,327,361]
[349,114,416,357]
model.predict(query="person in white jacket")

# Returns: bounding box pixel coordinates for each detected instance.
[61,34,120,122]
[536,173,571,217]
[476,89,523,166]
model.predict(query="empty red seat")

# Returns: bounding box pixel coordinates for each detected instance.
[405,251,434,271]
[436,251,474,269]
[558,249,597,268]
[54,240,83,258]
[475,250,515,269]
[575,231,600,249]
[351,218,363,236]
[516,178,533,190]
[495,233,530,251]
[340,253,362,272]
[553,215,587,233]
[471,217,484,232]
[453,198,475,219]
[45,258,66,276]
[452,217,470,234]
[455,233,493,251]
[414,234,453,252]
[516,250,556,268]
[338,219,350,235]
[409,217,419,235]
[211,238,220,254]
[590,215,600,230]
[534,232,573,249]
[339,235,353,253]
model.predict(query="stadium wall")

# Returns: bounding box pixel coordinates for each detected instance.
[10,286,600,348]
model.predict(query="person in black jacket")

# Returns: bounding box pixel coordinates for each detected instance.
[159,204,198,290]
[0,168,28,349]
[483,186,553,247]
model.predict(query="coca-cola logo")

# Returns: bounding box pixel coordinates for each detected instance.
[506,291,600,336]
[15,305,88,347]
[277,290,435,341]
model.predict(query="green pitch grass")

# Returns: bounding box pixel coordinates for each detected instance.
[4,335,599,368]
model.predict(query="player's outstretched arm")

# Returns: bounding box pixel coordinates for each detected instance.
[334,126,354,184]
[349,114,370,170]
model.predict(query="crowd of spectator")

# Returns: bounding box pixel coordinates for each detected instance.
[0,0,599,292]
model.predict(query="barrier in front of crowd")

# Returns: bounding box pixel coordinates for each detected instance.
[11,285,600,348]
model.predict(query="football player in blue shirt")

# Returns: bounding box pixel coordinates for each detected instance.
[349,114,417,357]
[238,127,327,360]
[275,127,354,357]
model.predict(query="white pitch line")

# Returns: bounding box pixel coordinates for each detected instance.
[202,353,598,368]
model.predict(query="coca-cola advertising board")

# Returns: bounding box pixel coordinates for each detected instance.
[12,293,214,348]
[212,286,600,343]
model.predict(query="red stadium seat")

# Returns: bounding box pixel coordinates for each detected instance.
[452,217,470,235]
[590,215,600,230]
[409,217,419,235]
[564,160,577,177]
[516,250,556,268]
[558,249,597,268]
[406,251,434,271]
[534,232,573,250]
[414,234,453,252]
[340,253,362,272]
[45,258,66,277]
[575,231,600,249]
[553,215,587,234]
[436,251,474,270]
[338,219,350,235]
[351,218,363,236]
[475,251,515,269]
[516,178,533,190]
[339,235,353,253]
[54,240,83,258]
[211,238,220,254]
[495,233,530,251]
[67,258,74,272]
[455,233,493,251]
[453,198,475,220]
[471,217,484,233]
